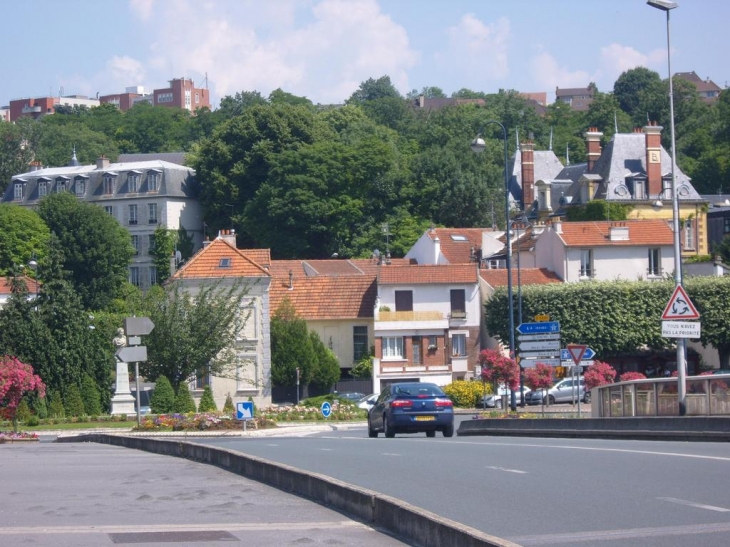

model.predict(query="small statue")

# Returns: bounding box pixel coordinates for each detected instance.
[113,327,127,349]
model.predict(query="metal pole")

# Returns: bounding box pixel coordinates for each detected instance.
[135,362,141,426]
[516,220,525,407]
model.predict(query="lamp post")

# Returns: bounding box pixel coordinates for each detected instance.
[648,0,687,415]
[513,216,532,407]
[27,254,39,305]
[472,122,516,411]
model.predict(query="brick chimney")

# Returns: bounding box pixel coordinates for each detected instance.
[96,155,110,170]
[584,128,603,171]
[520,140,535,210]
[643,121,663,197]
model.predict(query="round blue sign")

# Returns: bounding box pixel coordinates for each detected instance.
[321,401,332,418]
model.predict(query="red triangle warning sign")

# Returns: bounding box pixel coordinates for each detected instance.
[661,285,700,320]
[566,344,587,366]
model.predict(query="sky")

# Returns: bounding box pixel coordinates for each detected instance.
[2,0,728,109]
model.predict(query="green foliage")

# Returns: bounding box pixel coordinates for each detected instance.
[15,399,32,423]
[350,353,373,379]
[309,332,341,389]
[198,386,218,412]
[0,118,40,195]
[270,298,317,386]
[64,384,86,417]
[442,380,483,408]
[80,374,102,416]
[223,393,235,413]
[565,201,633,222]
[150,376,175,414]
[0,204,50,276]
[48,391,66,418]
[173,382,197,413]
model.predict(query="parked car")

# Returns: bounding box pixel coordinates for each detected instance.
[477,385,531,409]
[368,382,454,438]
[712,369,730,375]
[334,392,366,403]
[357,393,378,410]
[524,377,590,405]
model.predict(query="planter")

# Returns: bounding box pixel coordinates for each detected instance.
[0,437,39,444]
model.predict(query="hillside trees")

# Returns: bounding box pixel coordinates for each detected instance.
[0,204,49,276]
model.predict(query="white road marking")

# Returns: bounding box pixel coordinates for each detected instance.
[380,453,401,456]
[319,448,334,451]
[658,497,730,512]
[485,465,527,474]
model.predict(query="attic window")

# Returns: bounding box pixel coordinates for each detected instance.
[219,258,232,268]
[450,235,467,241]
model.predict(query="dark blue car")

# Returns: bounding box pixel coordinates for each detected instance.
[368,382,454,438]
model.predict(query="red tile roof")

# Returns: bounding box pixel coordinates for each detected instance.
[269,274,377,319]
[0,276,40,295]
[427,228,493,264]
[171,238,271,279]
[480,268,562,287]
[378,264,478,285]
[557,220,674,247]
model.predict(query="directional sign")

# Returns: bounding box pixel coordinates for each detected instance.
[115,345,147,363]
[321,401,332,418]
[518,350,561,359]
[516,321,560,335]
[236,401,254,420]
[661,286,700,320]
[124,316,155,336]
[562,360,594,367]
[566,344,587,366]
[560,348,595,361]
[520,358,561,368]
[518,333,561,342]
[661,321,701,339]
[519,340,561,352]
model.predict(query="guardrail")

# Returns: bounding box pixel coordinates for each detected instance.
[593,374,730,417]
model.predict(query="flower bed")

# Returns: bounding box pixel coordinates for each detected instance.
[134,412,276,432]
[0,431,40,443]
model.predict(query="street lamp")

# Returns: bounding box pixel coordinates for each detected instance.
[513,216,532,407]
[647,0,687,415]
[472,122,516,411]
[27,254,39,305]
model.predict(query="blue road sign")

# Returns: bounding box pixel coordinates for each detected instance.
[321,401,332,418]
[236,401,254,421]
[560,348,595,360]
[516,321,560,334]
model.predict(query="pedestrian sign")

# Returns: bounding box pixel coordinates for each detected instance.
[661,285,700,320]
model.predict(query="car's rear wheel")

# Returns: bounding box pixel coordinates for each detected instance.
[367,417,378,438]
[442,424,454,437]
[547,395,556,405]
[495,398,503,409]
[583,392,591,404]
[384,414,395,438]
[426,430,436,438]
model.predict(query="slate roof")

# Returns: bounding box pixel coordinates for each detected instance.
[508,149,565,205]
[479,268,562,287]
[118,152,188,166]
[171,238,270,279]
[378,264,478,285]
[556,219,674,247]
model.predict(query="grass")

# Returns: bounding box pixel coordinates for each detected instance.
[4,420,135,432]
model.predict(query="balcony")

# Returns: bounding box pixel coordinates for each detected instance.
[375,310,448,332]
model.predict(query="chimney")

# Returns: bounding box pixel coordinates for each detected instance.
[643,121,663,197]
[96,155,110,170]
[553,221,563,234]
[219,228,236,247]
[433,236,441,264]
[584,127,603,171]
[520,140,535,209]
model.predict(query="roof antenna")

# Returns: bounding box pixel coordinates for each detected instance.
[549,126,553,151]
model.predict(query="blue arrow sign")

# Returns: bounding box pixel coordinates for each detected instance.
[236,401,254,421]
[516,321,560,334]
[560,348,595,360]
[321,401,332,418]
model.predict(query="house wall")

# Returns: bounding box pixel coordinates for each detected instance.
[629,204,709,256]
[534,229,566,279]
[306,319,374,371]
[404,232,442,264]
[563,245,675,282]
[377,283,481,322]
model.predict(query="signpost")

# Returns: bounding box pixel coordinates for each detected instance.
[519,340,561,352]
[517,321,561,370]
[516,321,561,335]
[519,357,561,368]
[121,316,155,426]
[236,401,255,433]
[560,348,595,361]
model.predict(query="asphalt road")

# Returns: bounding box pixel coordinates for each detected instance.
[199,425,730,547]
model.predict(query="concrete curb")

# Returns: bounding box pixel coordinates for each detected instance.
[60,434,520,547]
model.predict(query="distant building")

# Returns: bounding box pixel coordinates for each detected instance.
[555,86,594,111]
[412,95,486,111]
[674,71,723,104]
[153,78,210,112]
[0,106,9,122]
[99,86,151,111]
[8,95,100,122]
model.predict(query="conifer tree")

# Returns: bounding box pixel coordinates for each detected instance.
[150,376,175,414]
[197,385,217,412]
[80,374,102,416]
[64,384,85,417]
[173,382,196,413]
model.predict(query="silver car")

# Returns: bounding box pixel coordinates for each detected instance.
[477,386,531,408]
[525,378,590,405]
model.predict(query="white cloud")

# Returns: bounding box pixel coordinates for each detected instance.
[530,51,593,91]
[129,0,154,21]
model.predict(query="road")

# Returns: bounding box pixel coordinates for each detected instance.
[199,425,730,547]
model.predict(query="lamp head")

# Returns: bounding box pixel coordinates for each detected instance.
[647,0,678,11]
[470,136,486,154]
[28,259,38,271]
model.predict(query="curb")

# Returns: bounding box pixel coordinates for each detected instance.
[61,434,520,547]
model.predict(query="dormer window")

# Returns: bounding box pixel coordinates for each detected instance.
[38,180,47,197]
[56,176,69,193]
[219,258,232,268]
[74,176,87,197]
[147,170,161,192]
[14,181,25,201]
[103,173,117,195]
[128,171,141,193]
[628,177,646,200]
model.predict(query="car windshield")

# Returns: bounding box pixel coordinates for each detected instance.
[393,384,444,397]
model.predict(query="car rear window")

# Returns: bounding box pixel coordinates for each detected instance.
[393,384,444,397]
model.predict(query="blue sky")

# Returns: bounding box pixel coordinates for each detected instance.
[2,0,727,109]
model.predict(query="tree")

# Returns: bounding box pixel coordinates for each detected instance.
[309,332,341,389]
[223,393,235,413]
[38,192,134,310]
[269,88,314,109]
[150,227,195,285]
[35,122,118,167]
[0,356,46,432]
[0,118,40,194]
[218,91,268,118]
[48,391,65,418]
[150,375,175,414]
[141,279,253,390]
[613,67,663,124]
[173,382,196,413]
[347,76,402,104]
[584,361,617,391]
[270,298,317,386]
[523,363,554,414]
[0,204,50,276]
[80,374,102,416]
[198,385,217,412]
[479,349,519,390]
[64,383,85,417]
[114,102,192,153]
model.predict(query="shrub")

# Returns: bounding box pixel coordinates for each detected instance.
[479,349,519,390]
[150,376,175,414]
[64,384,86,417]
[223,393,234,413]
[585,361,617,390]
[48,391,65,419]
[81,374,102,416]
[27,415,40,426]
[198,386,217,412]
[524,364,554,391]
[31,394,48,419]
[443,380,484,407]
[173,382,196,413]
[16,399,32,423]
[619,372,647,382]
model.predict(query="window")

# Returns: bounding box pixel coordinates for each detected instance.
[148,203,158,224]
[382,337,404,359]
[195,92,200,104]
[149,266,157,286]
[451,334,466,357]
[74,179,85,197]
[38,181,47,197]
[128,173,139,193]
[684,219,695,250]
[428,335,437,350]
[129,266,140,287]
[104,205,114,216]
[14,183,24,201]
[219,257,232,268]
[580,249,593,278]
[648,248,661,276]
[395,290,413,311]
[662,178,672,200]
[353,326,368,362]
[630,178,646,200]
[157,92,173,103]
[450,289,466,318]
[147,172,160,192]
[128,204,138,225]
[56,178,67,192]
[103,175,115,195]
[185,89,192,109]
[195,368,210,389]
[148,234,156,253]
[724,217,730,234]
[131,235,139,256]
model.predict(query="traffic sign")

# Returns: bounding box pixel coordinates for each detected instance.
[124,316,155,336]
[534,314,550,322]
[321,401,332,418]
[661,286,700,320]
[520,358,561,368]
[518,333,561,342]
[561,360,594,367]
[236,401,254,420]
[516,321,560,335]
[566,344,587,366]
[560,348,595,361]
[661,321,701,339]
[115,345,147,363]
[519,340,561,352]
[518,350,561,359]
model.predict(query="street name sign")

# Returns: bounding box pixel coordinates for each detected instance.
[519,350,561,359]
[520,358,561,368]
[560,348,595,361]
[124,316,155,336]
[661,286,700,320]
[116,345,147,363]
[516,321,560,335]
[562,360,595,367]
[661,321,701,339]
[518,333,561,342]
[519,340,561,352]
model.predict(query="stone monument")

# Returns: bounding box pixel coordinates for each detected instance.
[110,327,136,415]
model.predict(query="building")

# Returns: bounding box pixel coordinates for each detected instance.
[411,95,486,111]
[701,194,730,252]
[99,86,151,111]
[8,95,100,122]
[153,78,210,112]
[674,71,723,104]
[555,86,594,111]
[0,276,39,308]
[2,154,202,291]
[0,107,9,122]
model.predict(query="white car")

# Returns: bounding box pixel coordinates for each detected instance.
[357,393,378,410]
[477,385,531,408]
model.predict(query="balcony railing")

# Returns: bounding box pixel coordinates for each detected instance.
[377,311,444,322]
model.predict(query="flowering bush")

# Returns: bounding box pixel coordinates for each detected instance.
[258,401,366,422]
[479,349,519,390]
[135,412,276,432]
[0,430,39,440]
[524,364,554,391]
[584,361,617,390]
[0,356,46,432]
[619,372,647,382]
[443,380,486,407]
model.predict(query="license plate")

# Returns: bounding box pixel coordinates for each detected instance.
[414,416,435,421]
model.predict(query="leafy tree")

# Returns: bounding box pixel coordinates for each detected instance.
[48,390,66,419]
[150,375,175,414]
[479,349,519,390]
[141,279,253,390]
[80,374,102,416]
[565,201,633,222]
[223,393,234,413]
[406,86,446,100]
[350,353,373,379]
[38,192,134,310]
[523,363,554,414]
[270,298,316,386]
[0,355,46,432]
[347,76,402,104]
[613,67,663,124]
[173,382,196,413]
[269,88,314,109]
[150,227,195,285]
[35,122,118,167]
[0,204,50,276]
[114,102,192,153]
[198,385,217,412]
[64,383,85,417]
[0,118,40,194]
[584,361,617,390]
[309,332,341,389]
[218,91,267,118]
